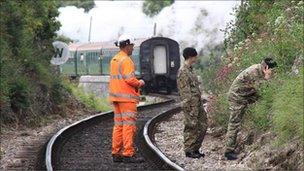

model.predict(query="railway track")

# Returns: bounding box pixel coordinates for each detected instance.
[45,94,183,170]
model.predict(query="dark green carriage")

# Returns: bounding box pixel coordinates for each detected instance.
[60,40,144,76]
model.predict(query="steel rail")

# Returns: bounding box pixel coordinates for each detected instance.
[45,95,174,171]
[143,106,184,171]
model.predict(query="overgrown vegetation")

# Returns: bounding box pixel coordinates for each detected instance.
[63,80,111,112]
[0,0,95,127]
[272,70,304,144]
[201,0,304,144]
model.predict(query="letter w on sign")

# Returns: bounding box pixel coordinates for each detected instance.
[54,48,64,58]
[50,41,70,65]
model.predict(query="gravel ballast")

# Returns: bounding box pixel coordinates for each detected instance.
[154,112,250,170]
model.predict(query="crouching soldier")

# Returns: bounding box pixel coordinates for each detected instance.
[224,57,277,160]
[177,47,208,159]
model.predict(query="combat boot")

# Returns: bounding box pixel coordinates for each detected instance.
[185,151,201,158]
[224,151,238,160]
[123,155,145,163]
[112,155,123,162]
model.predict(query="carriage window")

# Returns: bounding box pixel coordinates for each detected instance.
[153,45,167,74]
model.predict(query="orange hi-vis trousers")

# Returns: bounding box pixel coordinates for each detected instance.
[112,102,137,157]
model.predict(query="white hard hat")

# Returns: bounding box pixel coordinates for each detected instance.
[115,34,135,47]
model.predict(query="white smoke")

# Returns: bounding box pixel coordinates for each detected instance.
[57,1,240,52]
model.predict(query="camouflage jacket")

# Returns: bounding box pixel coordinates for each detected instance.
[177,63,202,107]
[228,64,265,103]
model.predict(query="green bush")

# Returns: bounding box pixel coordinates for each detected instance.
[0,1,96,126]
[63,81,111,112]
[9,76,30,113]
[272,70,304,144]
[246,81,277,131]
[51,81,66,105]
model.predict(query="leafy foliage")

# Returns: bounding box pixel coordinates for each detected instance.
[224,0,275,49]
[0,0,95,126]
[142,0,174,17]
[55,34,75,44]
[246,81,277,131]
[58,0,95,12]
[0,1,61,125]
[63,80,111,112]
[272,70,304,144]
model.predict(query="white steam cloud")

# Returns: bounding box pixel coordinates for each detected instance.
[57,1,240,52]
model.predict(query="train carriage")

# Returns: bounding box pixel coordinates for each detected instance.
[140,37,180,94]
[60,37,180,94]
[61,39,144,76]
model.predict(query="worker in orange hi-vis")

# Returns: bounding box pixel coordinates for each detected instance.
[109,34,145,163]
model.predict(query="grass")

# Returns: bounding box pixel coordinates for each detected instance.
[63,79,111,112]
[245,81,277,131]
[272,70,304,144]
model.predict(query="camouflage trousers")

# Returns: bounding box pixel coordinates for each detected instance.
[183,104,208,153]
[225,100,247,153]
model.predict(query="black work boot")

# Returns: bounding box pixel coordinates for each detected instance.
[112,155,123,162]
[224,151,238,160]
[185,151,201,158]
[195,150,205,158]
[123,155,145,163]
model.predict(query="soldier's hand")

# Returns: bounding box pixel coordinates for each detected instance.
[263,65,272,80]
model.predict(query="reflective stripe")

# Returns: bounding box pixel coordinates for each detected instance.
[114,112,136,119]
[114,113,122,118]
[114,120,136,126]
[123,120,136,125]
[114,121,123,125]
[109,92,140,101]
[110,72,135,80]
[121,112,137,118]
[114,121,123,126]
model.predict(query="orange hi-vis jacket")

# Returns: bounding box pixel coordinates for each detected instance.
[109,51,142,103]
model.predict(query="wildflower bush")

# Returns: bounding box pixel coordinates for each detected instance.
[200,0,304,144]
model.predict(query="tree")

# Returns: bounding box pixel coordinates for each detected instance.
[55,34,75,44]
[142,0,174,17]
[58,0,95,12]
[0,0,95,125]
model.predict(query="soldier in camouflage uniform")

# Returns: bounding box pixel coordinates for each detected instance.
[177,47,208,159]
[224,58,277,160]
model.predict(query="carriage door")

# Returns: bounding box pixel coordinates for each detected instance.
[153,45,167,74]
